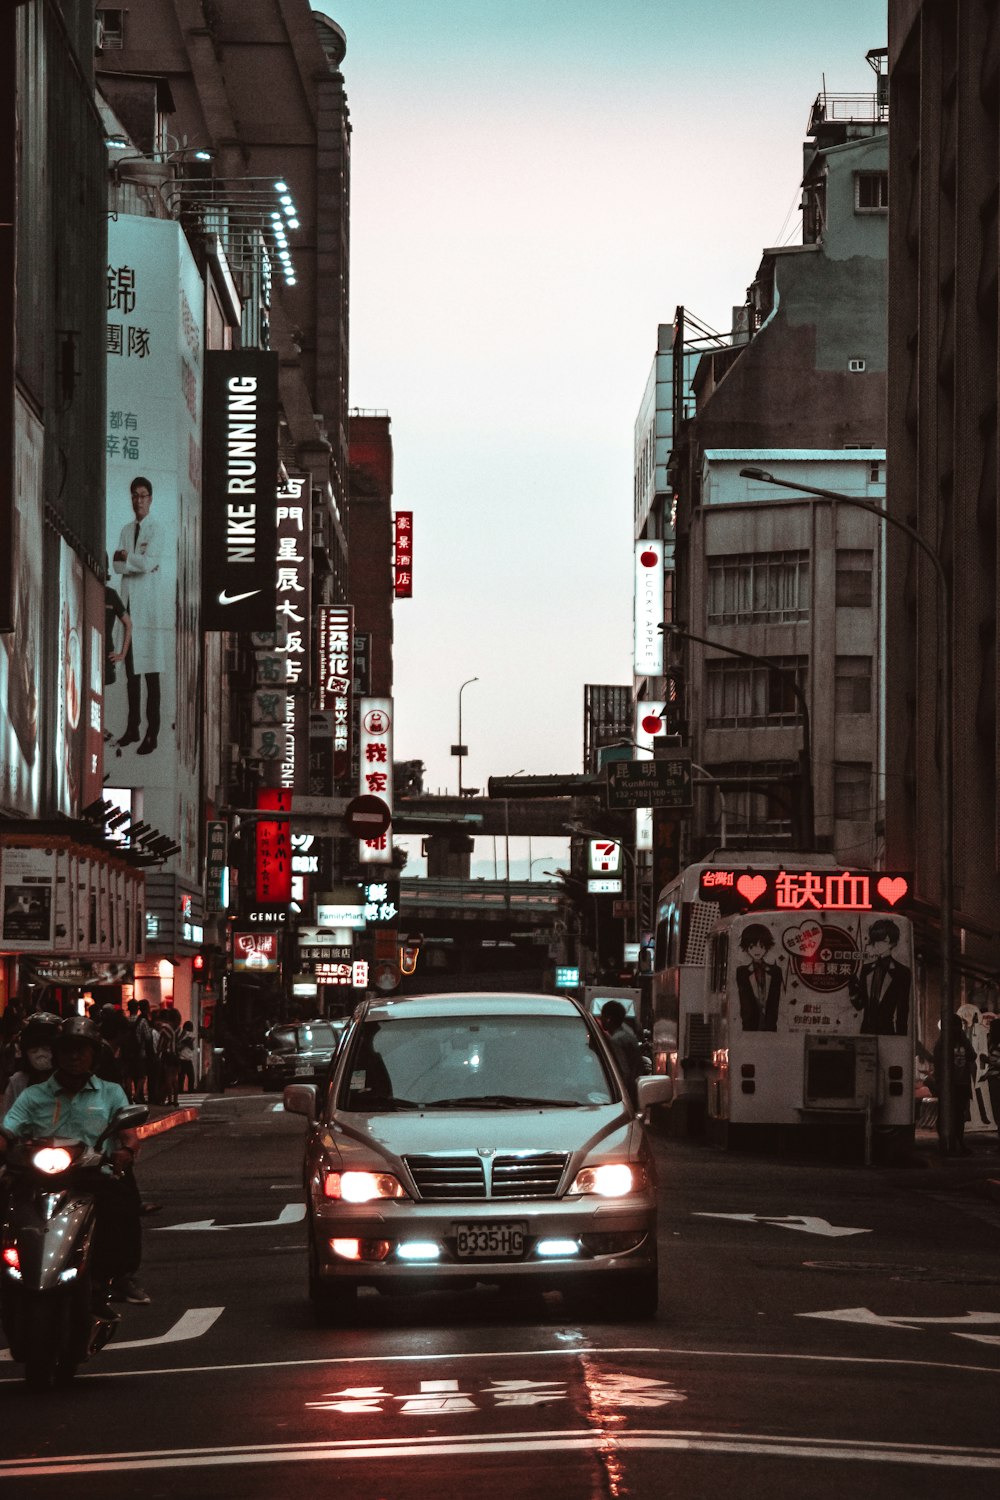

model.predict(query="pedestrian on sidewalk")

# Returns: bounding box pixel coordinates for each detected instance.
[155,1013,179,1106]
[176,1020,196,1094]
[933,1011,977,1156]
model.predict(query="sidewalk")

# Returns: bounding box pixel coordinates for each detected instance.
[909,1126,1000,1203]
[135,1098,202,1141]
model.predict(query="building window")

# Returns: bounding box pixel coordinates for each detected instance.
[834,762,872,820]
[707,551,810,625]
[855,170,889,212]
[708,760,798,838]
[836,548,873,607]
[705,658,807,729]
[835,656,872,715]
[95,9,126,50]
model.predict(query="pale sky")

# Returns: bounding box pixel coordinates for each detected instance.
[315,0,887,877]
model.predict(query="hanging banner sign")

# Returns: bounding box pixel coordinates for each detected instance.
[202,350,279,631]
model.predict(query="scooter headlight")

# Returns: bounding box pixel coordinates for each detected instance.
[31,1147,73,1175]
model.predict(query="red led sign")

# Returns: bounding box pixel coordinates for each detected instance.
[393,511,412,598]
[698,869,913,914]
[255,788,292,905]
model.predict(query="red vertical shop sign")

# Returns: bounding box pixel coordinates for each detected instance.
[393,512,412,598]
[255,787,292,904]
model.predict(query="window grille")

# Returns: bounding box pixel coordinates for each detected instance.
[705,657,807,729]
[707,551,810,626]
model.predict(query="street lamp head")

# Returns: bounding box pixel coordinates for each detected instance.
[739,466,774,482]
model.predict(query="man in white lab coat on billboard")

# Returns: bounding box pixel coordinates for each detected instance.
[112,475,164,755]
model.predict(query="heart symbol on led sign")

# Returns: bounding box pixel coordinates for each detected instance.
[876,876,908,906]
[736,874,767,904]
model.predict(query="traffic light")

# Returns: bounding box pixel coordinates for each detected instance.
[192,951,206,978]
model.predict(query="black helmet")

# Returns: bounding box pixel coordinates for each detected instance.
[55,1015,101,1051]
[20,1012,62,1049]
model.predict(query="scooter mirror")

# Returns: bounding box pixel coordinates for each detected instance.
[95,1103,149,1148]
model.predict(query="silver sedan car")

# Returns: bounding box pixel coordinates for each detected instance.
[283,991,671,1322]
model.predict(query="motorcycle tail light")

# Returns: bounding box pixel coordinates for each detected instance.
[2,1246,19,1272]
[32,1147,73,1175]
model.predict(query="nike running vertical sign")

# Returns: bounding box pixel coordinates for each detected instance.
[202,350,279,630]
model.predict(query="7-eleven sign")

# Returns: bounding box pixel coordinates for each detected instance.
[588,840,622,876]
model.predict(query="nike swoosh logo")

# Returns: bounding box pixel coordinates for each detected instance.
[218,589,262,605]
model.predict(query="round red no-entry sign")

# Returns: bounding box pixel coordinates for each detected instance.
[343,794,392,839]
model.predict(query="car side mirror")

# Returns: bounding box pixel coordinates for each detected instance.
[636,1075,673,1113]
[283,1082,318,1119]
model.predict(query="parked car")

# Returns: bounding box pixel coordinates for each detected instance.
[261,1019,346,1091]
[283,991,672,1322]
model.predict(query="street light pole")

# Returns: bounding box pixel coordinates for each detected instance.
[455,676,479,797]
[661,622,814,849]
[740,465,954,1154]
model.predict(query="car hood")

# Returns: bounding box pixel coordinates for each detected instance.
[329,1103,638,1166]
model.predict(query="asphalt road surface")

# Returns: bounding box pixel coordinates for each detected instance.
[1,1093,998,1498]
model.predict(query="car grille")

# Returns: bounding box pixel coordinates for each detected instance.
[404,1152,568,1201]
[405,1155,487,1200]
[491,1152,567,1198]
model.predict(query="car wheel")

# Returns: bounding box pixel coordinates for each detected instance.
[308,1227,357,1325]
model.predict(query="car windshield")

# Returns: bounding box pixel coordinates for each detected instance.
[296,1023,339,1050]
[268,1023,339,1053]
[337,1013,616,1112]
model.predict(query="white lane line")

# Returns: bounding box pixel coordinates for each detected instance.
[155,1204,305,1231]
[1,1428,998,1478]
[0,1308,223,1361]
[4,1341,998,1385]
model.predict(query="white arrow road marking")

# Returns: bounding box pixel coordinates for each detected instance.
[155,1203,305,1232]
[101,1306,224,1350]
[800,1308,1000,1330]
[955,1334,1000,1347]
[694,1213,871,1238]
[1,1307,223,1360]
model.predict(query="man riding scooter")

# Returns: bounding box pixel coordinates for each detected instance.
[1,1016,145,1309]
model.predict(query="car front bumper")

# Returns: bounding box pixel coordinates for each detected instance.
[309,1192,657,1286]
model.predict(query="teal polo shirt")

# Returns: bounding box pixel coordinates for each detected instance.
[2,1073,130,1151]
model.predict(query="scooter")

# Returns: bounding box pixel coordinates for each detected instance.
[0,1104,148,1390]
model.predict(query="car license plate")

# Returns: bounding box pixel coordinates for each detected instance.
[454,1223,525,1259]
[295,1061,312,1075]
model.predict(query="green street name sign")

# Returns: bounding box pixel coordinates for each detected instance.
[605,756,693,811]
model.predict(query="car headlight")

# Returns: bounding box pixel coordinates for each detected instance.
[569,1162,644,1198]
[322,1169,408,1202]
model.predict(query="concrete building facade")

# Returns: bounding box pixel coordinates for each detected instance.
[887,2,1000,1016]
[637,65,889,871]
